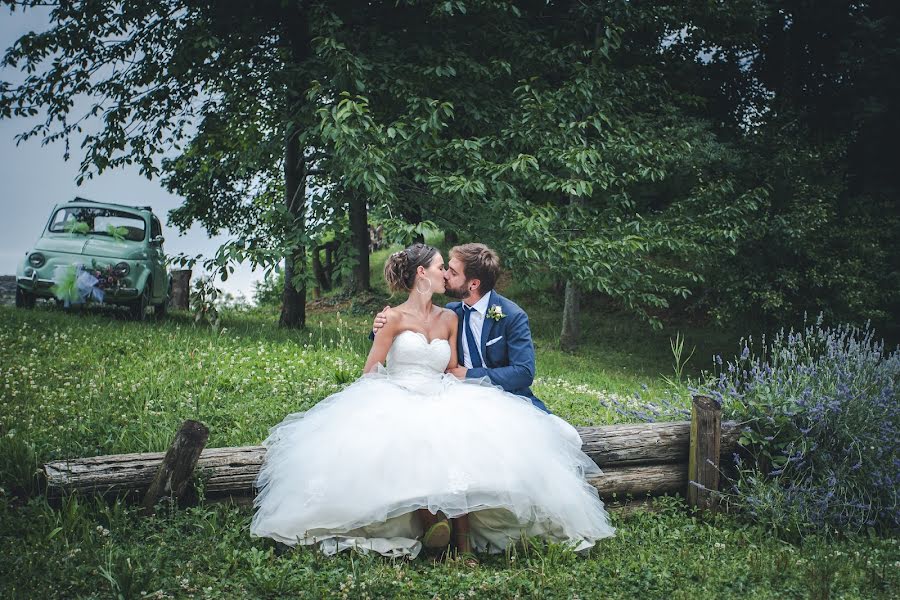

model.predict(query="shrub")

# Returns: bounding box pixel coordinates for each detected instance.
[253,270,285,307]
[190,275,222,331]
[705,315,899,537]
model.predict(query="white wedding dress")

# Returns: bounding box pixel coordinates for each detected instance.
[250,330,614,557]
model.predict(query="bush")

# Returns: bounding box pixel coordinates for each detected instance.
[705,315,900,537]
[253,270,285,307]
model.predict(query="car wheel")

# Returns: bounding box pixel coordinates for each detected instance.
[15,287,36,309]
[130,283,151,322]
[154,277,172,320]
[154,296,168,319]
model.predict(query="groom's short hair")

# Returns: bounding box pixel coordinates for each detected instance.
[451,243,500,293]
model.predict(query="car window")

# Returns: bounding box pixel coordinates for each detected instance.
[49,207,146,241]
[151,217,162,238]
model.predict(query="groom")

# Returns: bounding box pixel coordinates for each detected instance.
[373,243,550,414]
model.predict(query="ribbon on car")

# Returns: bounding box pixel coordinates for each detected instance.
[76,268,104,303]
[51,264,104,306]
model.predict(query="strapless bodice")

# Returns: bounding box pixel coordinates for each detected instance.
[385,330,452,378]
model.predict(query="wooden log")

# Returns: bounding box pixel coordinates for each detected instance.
[576,420,739,467]
[687,395,722,511]
[141,420,209,514]
[589,463,686,499]
[169,269,191,310]
[44,421,741,500]
[45,445,264,499]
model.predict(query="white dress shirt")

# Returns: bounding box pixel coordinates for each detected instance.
[461,292,492,369]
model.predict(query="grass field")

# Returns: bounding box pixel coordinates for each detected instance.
[1,293,897,598]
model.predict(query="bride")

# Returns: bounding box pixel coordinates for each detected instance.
[250,243,614,558]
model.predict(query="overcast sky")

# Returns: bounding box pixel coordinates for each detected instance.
[0,8,264,300]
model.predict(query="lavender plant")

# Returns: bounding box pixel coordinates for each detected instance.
[706,315,899,536]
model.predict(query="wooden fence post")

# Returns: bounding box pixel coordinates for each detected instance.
[687,395,721,511]
[141,420,209,515]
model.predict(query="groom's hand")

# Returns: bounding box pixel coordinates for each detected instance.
[372,305,391,336]
[447,366,467,379]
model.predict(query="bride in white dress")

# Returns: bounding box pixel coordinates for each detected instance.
[250,244,614,558]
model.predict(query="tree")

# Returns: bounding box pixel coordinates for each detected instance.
[662,0,900,329]
[0,0,317,326]
[404,3,767,342]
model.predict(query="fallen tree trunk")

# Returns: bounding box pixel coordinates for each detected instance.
[44,445,264,500]
[44,421,740,501]
[575,421,739,467]
[588,463,687,498]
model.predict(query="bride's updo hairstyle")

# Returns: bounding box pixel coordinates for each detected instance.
[384,243,438,292]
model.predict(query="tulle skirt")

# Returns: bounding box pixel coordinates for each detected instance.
[250,371,614,558]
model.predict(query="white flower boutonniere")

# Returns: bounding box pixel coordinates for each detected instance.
[487,304,506,322]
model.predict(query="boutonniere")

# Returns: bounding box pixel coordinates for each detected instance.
[487,304,506,321]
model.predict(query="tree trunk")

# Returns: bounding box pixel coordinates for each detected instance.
[278,8,310,329]
[346,191,370,294]
[311,246,327,298]
[279,126,306,328]
[560,280,580,352]
[323,240,337,288]
[560,194,582,351]
[405,205,425,244]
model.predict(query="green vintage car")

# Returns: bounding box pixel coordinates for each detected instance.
[15,198,171,320]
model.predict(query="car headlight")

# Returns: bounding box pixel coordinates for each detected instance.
[28,253,46,268]
[113,262,130,277]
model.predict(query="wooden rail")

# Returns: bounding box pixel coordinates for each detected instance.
[44,400,736,509]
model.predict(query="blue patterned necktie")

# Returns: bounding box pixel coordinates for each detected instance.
[463,305,483,369]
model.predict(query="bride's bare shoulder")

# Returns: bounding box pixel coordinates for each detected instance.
[381,306,407,332]
[438,307,458,324]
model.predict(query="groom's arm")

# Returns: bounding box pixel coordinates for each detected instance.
[465,311,536,391]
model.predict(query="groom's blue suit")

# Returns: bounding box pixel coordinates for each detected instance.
[447,290,550,414]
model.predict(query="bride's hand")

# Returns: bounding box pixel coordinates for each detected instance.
[372,305,392,335]
[447,366,467,379]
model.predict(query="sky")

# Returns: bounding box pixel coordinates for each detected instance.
[0,8,265,302]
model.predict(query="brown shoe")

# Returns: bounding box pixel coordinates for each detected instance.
[422,519,452,548]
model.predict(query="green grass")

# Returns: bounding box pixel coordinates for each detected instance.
[2,495,897,599]
[1,298,897,598]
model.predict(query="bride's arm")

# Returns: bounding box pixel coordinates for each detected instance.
[363,311,399,374]
[445,310,459,369]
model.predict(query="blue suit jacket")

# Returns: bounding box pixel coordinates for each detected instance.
[447,291,550,413]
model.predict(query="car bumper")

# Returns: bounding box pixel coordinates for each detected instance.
[17,274,140,301]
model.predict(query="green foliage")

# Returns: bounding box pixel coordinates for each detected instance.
[253,270,286,308]
[2,0,897,332]
[700,133,899,330]
[662,332,696,390]
[189,276,222,331]
[1,492,897,598]
[0,434,41,498]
